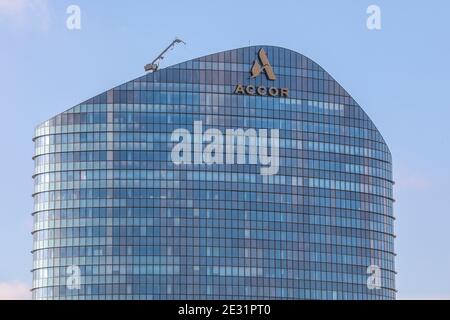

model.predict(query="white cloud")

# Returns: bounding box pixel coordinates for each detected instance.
[394,167,431,192]
[398,175,431,191]
[0,0,27,16]
[0,282,31,300]
[0,0,51,30]
[398,295,450,300]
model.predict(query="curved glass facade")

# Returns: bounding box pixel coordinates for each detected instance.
[32,46,396,300]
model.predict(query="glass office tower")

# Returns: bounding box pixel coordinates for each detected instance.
[32,46,396,300]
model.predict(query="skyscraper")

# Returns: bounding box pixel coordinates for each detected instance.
[32,46,395,300]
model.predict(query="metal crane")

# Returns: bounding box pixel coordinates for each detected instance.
[144,38,186,73]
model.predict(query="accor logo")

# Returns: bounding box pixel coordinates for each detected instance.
[234,48,289,98]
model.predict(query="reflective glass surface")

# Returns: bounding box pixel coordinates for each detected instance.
[32,46,395,300]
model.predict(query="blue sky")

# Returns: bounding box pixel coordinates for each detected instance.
[0,0,449,299]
